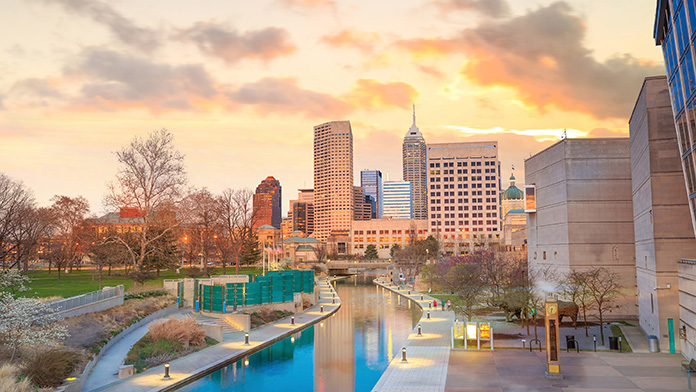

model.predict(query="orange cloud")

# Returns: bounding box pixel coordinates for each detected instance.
[343,79,418,110]
[278,0,334,8]
[320,29,381,53]
[393,38,460,58]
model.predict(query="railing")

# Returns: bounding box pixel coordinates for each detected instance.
[47,285,123,312]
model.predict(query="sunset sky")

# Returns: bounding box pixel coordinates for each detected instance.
[0,0,664,215]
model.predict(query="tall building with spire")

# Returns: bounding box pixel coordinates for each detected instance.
[402,105,427,220]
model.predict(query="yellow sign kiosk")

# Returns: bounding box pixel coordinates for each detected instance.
[544,296,563,379]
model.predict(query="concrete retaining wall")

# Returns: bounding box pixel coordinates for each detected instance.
[200,323,224,343]
[51,285,125,320]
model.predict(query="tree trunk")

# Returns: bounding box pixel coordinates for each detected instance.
[222,261,226,275]
[583,306,589,337]
[235,253,239,275]
[57,264,62,280]
[599,308,605,345]
[108,264,112,276]
[48,258,52,274]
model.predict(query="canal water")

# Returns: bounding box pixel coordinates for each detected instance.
[178,274,421,391]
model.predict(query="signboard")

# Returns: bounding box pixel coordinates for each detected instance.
[466,323,478,340]
[525,185,536,212]
[479,323,490,339]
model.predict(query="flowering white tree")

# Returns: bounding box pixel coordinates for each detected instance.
[0,269,31,294]
[0,293,68,360]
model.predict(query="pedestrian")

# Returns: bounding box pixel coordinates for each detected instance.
[447,299,451,310]
[441,300,445,310]
[433,299,437,308]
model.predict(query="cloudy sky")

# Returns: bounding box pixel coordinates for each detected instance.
[0,0,663,215]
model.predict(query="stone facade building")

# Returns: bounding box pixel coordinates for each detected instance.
[525,138,637,317]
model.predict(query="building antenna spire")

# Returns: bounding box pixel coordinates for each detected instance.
[412,103,416,126]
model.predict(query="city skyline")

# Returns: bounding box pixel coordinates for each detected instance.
[0,0,663,215]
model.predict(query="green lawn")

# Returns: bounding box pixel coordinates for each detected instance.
[19,266,262,298]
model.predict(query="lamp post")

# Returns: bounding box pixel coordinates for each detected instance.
[401,347,407,362]
[418,324,422,336]
[163,363,171,379]
[245,333,249,345]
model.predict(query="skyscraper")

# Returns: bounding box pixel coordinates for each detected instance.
[403,105,427,220]
[253,176,282,229]
[427,141,500,255]
[288,189,315,236]
[353,186,372,221]
[360,169,382,218]
[313,121,353,241]
[382,180,413,219]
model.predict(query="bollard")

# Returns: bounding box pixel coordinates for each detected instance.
[333,293,335,298]
[321,305,324,313]
[522,339,526,348]
[418,324,422,336]
[593,335,597,352]
[408,291,411,295]
[291,316,295,325]
[332,298,335,304]
[401,347,407,362]
[429,302,431,309]
[163,363,171,379]
[619,336,623,353]
[245,333,249,345]
[427,311,431,319]
[421,295,424,300]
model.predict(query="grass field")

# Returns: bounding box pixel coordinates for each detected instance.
[18,266,263,298]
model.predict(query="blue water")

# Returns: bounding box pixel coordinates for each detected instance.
[178,274,420,391]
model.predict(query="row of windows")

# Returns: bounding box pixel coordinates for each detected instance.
[429,160,494,168]
[431,212,497,219]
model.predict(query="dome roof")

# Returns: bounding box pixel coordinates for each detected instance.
[502,173,523,200]
[502,186,524,200]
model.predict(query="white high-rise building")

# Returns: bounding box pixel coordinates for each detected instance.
[403,105,428,220]
[382,180,413,219]
[313,121,353,241]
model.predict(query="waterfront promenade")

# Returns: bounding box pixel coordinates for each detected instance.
[90,277,341,392]
[372,279,455,392]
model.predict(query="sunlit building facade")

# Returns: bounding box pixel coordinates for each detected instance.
[427,141,501,255]
[313,121,353,241]
[402,106,428,220]
[253,176,282,230]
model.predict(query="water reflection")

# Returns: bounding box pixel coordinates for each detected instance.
[178,274,420,392]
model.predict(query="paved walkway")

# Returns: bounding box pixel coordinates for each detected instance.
[621,324,651,353]
[90,277,341,392]
[446,349,688,391]
[83,310,191,391]
[372,279,454,392]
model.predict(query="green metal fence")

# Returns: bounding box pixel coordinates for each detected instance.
[198,270,315,313]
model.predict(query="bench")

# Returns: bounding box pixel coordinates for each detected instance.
[682,358,696,389]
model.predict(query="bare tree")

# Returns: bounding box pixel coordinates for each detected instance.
[312,242,328,263]
[217,188,256,275]
[0,174,34,269]
[8,206,52,272]
[558,269,595,337]
[183,188,221,274]
[105,129,187,286]
[49,195,90,279]
[444,259,486,321]
[583,267,623,345]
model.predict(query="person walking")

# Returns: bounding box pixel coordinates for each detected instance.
[441,299,445,310]
[433,299,437,308]
[446,299,451,310]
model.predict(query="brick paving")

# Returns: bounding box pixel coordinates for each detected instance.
[88,277,341,392]
[372,279,454,392]
[446,349,689,392]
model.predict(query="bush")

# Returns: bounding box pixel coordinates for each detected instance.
[148,317,206,346]
[21,348,81,388]
[0,363,32,392]
[124,290,169,300]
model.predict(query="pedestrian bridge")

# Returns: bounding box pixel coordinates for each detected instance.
[326,261,393,274]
